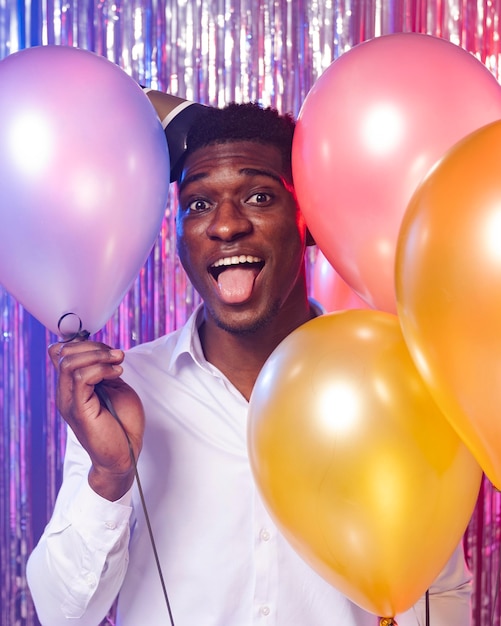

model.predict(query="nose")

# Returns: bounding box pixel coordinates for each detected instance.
[206,199,253,241]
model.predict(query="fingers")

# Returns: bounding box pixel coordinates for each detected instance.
[49,340,124,382]
[47,341,144,500]
[48,338,113,365]
[48,340,125,422]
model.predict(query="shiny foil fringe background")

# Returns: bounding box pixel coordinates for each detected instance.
[1,1,500,625]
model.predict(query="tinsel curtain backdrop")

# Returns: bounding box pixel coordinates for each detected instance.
[0,1,500,625]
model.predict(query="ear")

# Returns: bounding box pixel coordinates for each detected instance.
[296,205,316,247]
[306,227,316,247]
[294,195,315,247]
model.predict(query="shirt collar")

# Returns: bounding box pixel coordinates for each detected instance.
[167,298,325,373]
[167,303,206,373]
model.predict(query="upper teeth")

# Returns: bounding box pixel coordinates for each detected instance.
[211,255,262,268]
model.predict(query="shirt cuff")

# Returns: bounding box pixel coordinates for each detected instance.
[48,479,133,553]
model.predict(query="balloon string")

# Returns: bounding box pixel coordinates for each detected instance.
[94,382,176,626]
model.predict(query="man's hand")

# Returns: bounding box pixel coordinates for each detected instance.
[49,340,145,501]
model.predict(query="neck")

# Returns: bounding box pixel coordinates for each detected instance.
[199,286,314,401]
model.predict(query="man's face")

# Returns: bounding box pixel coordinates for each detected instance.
[176,140,308,334]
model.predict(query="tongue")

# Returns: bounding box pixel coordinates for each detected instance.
[217,266,260,304]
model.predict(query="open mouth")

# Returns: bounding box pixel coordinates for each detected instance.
[209,255,265,304]
[209,255,264,280]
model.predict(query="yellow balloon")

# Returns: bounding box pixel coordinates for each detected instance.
[248,310,481,618]
[396,119,501,489]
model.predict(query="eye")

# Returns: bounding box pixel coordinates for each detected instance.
[187,198,212,213]
[247,192,272,206]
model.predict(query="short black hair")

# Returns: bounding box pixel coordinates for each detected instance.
[178,102,296,182]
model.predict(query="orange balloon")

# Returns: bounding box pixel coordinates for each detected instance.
[396,119,501,489]
[248,311,481,618]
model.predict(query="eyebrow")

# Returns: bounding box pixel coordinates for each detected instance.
[239,167,284,184]
[178,171,207,192]
[178,167,289,193]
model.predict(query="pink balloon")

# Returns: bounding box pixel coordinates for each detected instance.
[312,251,370,312]
[293,33,501,313]
[0,46,170,336]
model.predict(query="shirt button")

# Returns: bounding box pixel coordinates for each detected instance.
[85,572,97,588]
[105,520,117,530]
[259,528,271,541]
[260,605,270,616]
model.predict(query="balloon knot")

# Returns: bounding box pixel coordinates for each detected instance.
[57,313,90,342]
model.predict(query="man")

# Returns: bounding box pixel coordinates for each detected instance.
[27,97,473,625]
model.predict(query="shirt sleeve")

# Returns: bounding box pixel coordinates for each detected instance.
[395,543,473,626]
[26,428,133,626]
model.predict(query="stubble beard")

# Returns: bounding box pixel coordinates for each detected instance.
[207,299,282,336]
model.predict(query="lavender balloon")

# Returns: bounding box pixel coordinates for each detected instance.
[0,45,170,337]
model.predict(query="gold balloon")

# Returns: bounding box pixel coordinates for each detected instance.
[248,310,481,618]
[396,119,501,489]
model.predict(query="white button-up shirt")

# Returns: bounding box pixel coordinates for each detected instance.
[27,306,473,626]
